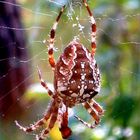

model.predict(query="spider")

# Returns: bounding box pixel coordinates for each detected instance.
[15,0,104,140]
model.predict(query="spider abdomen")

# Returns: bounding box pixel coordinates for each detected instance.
[54,41,101,107]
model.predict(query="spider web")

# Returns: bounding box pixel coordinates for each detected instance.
[0,0,140,140]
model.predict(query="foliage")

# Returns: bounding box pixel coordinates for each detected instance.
[0,0,140,140]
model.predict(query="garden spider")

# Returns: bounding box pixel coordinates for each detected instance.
[15,0,104,139]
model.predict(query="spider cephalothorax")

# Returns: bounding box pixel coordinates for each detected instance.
[15,1,104,140]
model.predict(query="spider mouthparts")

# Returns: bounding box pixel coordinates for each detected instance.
[59,126,72,139]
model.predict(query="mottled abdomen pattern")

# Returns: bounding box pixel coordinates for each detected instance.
[54,41,100,107]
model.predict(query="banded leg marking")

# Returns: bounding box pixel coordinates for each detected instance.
[74,102,100,129]
[48,6,65,70]
[88,99,104,116]
[58,106,72,139]
[37,66,54,97]
[37,103,59,140]
[15,100,56,133]
[83,0,96,55]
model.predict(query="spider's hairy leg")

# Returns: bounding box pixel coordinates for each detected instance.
[88,99,104,116]
[83,0,96,55]
[74,102,100,129]
[37,101,60,140]
[48,5,65,70]
[58,105,72,139]
[15,100,56,133]
[37,66,54,97]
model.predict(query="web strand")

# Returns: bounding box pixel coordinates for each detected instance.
[0,0,139,126]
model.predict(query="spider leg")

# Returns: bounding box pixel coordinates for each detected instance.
[83,0,96,55]
[37,66,54,97]
[74,102,100,129]
[88,99,104,116]
[15,100,55,133]
[37,102,60,140]
[47,6,65,70]
[58,105,72,139]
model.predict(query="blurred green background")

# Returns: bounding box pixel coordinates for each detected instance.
[0,0,140,140]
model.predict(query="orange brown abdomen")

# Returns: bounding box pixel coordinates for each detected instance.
[54,41,101,107]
